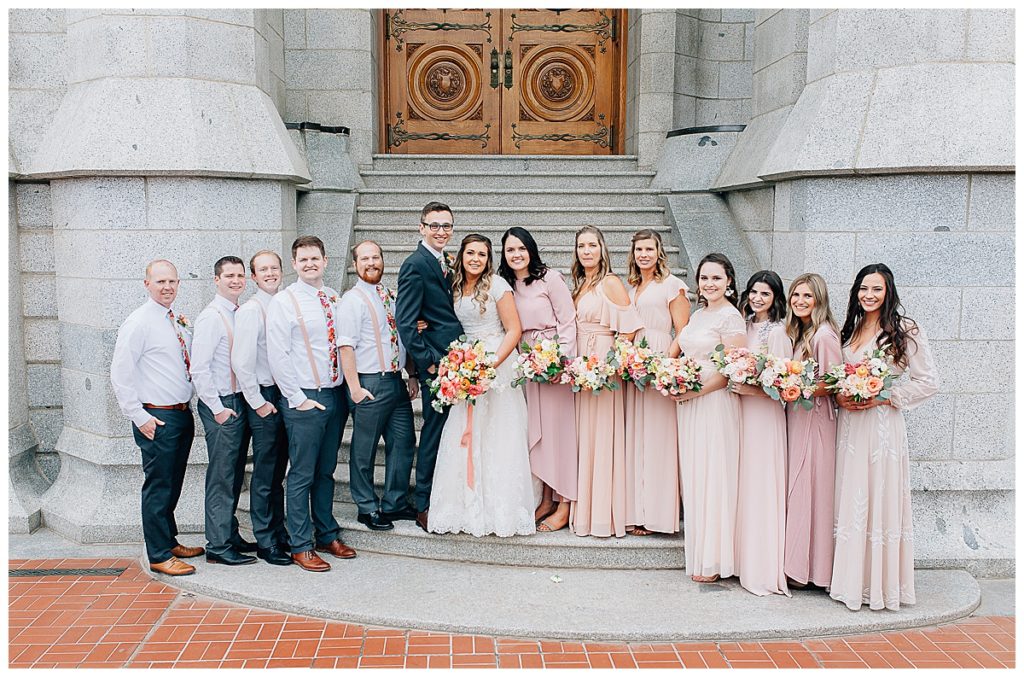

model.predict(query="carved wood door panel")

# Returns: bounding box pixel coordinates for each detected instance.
[383,9,623,155]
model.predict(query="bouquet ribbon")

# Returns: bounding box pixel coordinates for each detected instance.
[461,404,475,489]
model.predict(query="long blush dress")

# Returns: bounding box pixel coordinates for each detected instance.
[784,324,842,587]
[736,320,792,596]
[571,279,643,538]
[625,275,687,534]
[830,324,938,611]
[512,269,579,502]
[675,304,746,577]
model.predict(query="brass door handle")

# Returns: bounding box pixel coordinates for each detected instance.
[490,47,500,89]
[503,48,513,89]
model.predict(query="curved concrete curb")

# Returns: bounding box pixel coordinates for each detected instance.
[150,551,981,642]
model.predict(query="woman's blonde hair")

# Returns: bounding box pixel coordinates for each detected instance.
[451,233,493,315]
[571,225,612,301]
[626,229,670,287]
[785,273,840,361]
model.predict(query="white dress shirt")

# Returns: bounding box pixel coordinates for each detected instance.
[232,288,276,410]
[110,298,195,428]
[336,279,407,373]
[267,279,344,408]
[421,240,445,267]
[190,294,242,415]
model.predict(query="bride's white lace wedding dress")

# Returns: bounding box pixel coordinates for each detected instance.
[428,275,537,537]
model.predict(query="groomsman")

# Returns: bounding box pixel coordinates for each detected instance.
[111,259,202,576]
[191,256,257,565]
[267,235,357,572]
[396,201,465,532]
[232,250,292,566]
[337,240,419,531]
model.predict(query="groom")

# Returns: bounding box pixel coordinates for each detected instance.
[396,201,464,533]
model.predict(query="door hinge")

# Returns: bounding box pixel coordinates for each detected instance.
[611,14,618,42]
[384,11,391,42]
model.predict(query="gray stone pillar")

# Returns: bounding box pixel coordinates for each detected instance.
[26,9,310,543]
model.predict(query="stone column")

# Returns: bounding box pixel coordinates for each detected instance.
[27,9,310,544]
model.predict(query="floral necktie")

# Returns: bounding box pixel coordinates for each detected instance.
[439,252,449,277]
[167,309,192,381]
[317,290,339,382]
[375,283,401,372]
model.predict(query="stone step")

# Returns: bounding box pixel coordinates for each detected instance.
[369,153,642,173]
[355,205,667,227]
[353,223,674,246]
[356,187,665,209]
[361,170,656,190]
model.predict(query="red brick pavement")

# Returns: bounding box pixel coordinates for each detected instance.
[7,558,1016,669]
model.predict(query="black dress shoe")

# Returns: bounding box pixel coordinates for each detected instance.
[256,545,293,566]
[231,538,258,553]
[276,541,291,554]
[207,549,257,565]
[357,511,394,531]
[380,505,419,522]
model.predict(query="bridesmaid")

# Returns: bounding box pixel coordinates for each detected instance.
[570,225,643,538]
[783,273,842,590]
[624,229,690,536]
[831,264,938,611]
[670,253,745,582]
[499,227,578,533]
[732,270,791,596]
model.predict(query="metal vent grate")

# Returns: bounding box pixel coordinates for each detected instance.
[9,567,127,577]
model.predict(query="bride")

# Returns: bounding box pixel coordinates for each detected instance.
[427,234,537,537]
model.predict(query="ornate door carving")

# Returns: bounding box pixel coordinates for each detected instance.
[383,9,623,155]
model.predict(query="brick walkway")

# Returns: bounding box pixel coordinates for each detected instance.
[7,558,1015,669]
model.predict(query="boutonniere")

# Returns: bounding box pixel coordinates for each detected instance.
[329,294,338,304]
[175,314,191,329]
[443,252,453,268]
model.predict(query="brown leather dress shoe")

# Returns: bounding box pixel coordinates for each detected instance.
[291,550,331,572]
[149,556,196,576]
[315,539,357,559]
[171,544,205,558]
[416,510,429,533]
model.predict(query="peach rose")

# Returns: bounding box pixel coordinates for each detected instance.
[781,385,801,402]
[448,350,464,365]
[787,360,804,375]
[866,376,884,394]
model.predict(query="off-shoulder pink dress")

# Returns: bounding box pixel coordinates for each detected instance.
[512,269,579,502]
[625,275,687,534]
[736,320,791,596]
[675,304,746,577]
[831,324,938,611]
[571,279,644,538]
[784,324,842,588]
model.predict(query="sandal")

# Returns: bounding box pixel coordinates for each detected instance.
[536,518,567,533]
[627,526,653,536]
[534,503,557,523]
[691,574,720,583]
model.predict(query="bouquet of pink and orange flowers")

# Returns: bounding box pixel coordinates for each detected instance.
[822,349,895,403]
[564,353,620,393]
[757,354,818,410]
[428,336,498,412]
[512,336,569,387]
[709,344,760,385]
[650,356,703,397]
[606,336,656,390]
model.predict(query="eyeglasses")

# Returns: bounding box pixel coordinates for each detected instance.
[421,222,454,232]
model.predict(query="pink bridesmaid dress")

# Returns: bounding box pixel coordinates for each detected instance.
[625,275,687,534]
[675,304,746,577]
[736,320,791,596]
[831,323,938,610]
[784,324,842,588]
[512,268,579,503]
[571,279,643,538]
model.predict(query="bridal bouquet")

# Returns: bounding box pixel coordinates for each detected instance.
[428,336,498,412]
[822,349,895,403]
[512,336,569,387]
[606,336,656,390]
[563,354,620,393]
[650,356,703,397]
[709,344,760,385]
[757,354,818,410]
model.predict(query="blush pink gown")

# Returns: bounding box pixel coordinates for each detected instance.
[831,324,938,610]
[736,320,791,596]
[784,324,842,588]
[571,279,643,538]
[625,275,687,534]
[675,304,746,577]
[512,269,578,502]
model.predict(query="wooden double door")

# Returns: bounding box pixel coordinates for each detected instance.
[383,8,625,155]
